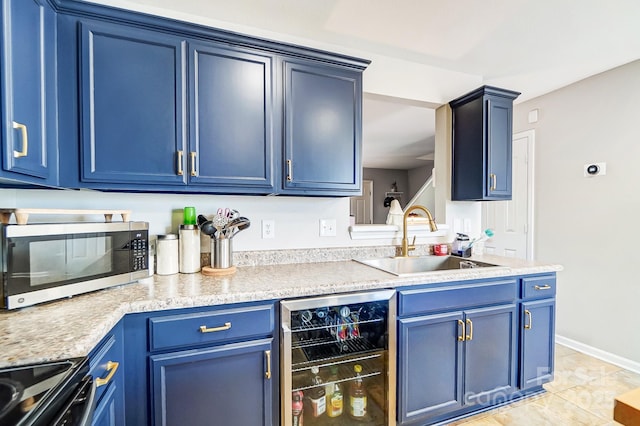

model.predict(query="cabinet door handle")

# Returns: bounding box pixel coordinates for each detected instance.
[199,322,232,333]
[534,284,552,290]
[490,173,497,191]
[190,152,197,176]
[95,361,119,388]
[524,310,532,330]
[12,121,28,158]
[265,350,272,379]
[466,319,473,341]
[286,159,293,181]
[457,319,466,341]
[177,150,184,176]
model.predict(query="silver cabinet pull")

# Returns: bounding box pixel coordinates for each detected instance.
[534,285,552,290]
[286,159,293,181]
[524,310,533,330]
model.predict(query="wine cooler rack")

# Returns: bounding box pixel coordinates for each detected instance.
[281,290,396,426]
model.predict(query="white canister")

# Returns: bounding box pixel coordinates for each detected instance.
[179,225,201,273]
[156,234,179,275]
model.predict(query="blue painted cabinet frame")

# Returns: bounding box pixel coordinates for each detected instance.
[53,0,368,196]
[89,319,126,426]
[518,274,556,390]
[398,302,517,425]
[0,0,58,186]
[187,42,275,192]
[150,339,274,426]
[122,301,279,426]
[281,59,363,195]
[77,18,187,187]
[450,86,520,201]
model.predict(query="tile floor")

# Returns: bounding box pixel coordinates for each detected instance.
[449,344,640,425]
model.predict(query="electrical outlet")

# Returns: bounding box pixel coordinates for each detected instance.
[261,220,275,239]
[319,219,337,237]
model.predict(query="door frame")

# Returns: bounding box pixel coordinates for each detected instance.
[482,129,535,260]
[520,129,536,260]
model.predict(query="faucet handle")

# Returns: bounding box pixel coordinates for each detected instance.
[407,235,417,253]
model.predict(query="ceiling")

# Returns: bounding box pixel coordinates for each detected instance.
[93,0,640,169]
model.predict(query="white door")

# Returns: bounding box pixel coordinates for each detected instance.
[482,130,534,259]
[350,180,373,224]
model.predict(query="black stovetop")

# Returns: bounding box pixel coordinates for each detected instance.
[0,358,86,426]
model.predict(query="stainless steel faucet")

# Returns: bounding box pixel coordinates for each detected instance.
[400,205,438,257]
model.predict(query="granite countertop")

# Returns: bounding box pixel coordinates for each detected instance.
[0,255,561,367]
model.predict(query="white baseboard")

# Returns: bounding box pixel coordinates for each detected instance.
[556,335,640,374]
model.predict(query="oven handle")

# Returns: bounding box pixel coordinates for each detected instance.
[52,375,96,426]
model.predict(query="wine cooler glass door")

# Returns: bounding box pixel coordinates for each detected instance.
[281,290,396,426]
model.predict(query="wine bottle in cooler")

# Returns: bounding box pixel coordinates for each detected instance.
[308,366,326,417]
[292,390,304,426]
[349,364,367,419]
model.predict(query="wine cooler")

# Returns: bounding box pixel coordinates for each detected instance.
[281,289,396,426]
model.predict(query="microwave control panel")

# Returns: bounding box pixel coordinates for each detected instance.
[131,230,149,271]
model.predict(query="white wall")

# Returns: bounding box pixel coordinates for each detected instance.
[1,188,402,251]
[512,59,640,365]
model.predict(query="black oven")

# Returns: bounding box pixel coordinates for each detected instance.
[1,222,149,309]
[0,358,95,426]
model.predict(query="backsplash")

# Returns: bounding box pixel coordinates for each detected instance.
[201,244,434,267]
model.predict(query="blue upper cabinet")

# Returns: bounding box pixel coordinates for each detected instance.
[53,1,368,195]
[450,86,520,201]
[282,60,363,195]
[187,42,275,193]
[0,0,58,186]
[77,19,187,187]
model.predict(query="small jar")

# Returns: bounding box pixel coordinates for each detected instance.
[156,234,179,275]
[179,225,201,273]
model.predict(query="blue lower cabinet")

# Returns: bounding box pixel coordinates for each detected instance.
[90,320,125,426]
[520,298,555,389]
[150,338,274,426]
[398,304,517,425]
[91,383,118,426]
[398,312,464,423]
[463,304,518,406]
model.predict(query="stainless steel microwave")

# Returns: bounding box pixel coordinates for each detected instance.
[0,221,149,309]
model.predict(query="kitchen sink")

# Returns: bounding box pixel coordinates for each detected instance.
[354,255,503,277]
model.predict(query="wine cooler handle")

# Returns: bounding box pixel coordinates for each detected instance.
[265,350,272,379]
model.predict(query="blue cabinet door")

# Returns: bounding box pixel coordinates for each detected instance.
[78,20,186,186]
[486,96,513,198]
[463,304,518,406]
[398,312,464,424]
[0,0,57,185]
[150,338,275,426]
[91,383,118,426]
[188,42,275,192]
[520,299,555,389]
[282,60,362,195]
[90,320,125,426]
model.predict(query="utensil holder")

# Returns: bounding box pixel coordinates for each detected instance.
[211,238,233,269]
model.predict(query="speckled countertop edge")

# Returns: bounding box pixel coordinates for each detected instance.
[0,255,561,367]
